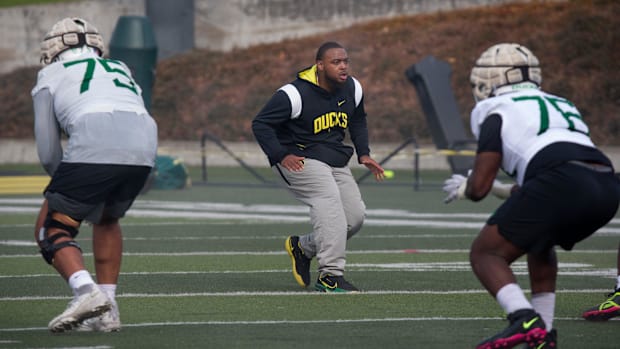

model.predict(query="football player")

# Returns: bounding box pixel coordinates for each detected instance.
[443,43,620,348]
[32,17,157,332]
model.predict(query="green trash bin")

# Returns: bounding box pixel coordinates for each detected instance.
[109,16,158,111]
[153,155,191,190]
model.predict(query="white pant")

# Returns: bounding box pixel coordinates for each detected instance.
[273,158,365,276]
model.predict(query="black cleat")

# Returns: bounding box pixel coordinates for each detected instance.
[476,308,547,349]
[285,236,311,287]
[315,273,360,293]
[582,288,620,321]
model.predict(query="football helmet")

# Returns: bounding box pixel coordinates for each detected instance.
[40,17,104,65]
[470,43,541,101]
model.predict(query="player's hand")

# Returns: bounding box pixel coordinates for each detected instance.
[280,154,305,172]
[491,179,514,200]
[442,174,467,203]
[359,155,385,181]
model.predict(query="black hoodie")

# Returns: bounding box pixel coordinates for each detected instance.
[252,65,370,167]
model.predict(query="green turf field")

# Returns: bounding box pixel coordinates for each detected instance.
[1,166,619,348]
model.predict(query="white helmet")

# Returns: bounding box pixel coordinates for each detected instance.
[470,43,541,101]
[40,17,104,65]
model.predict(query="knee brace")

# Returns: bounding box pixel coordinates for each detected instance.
[37,212,82,265]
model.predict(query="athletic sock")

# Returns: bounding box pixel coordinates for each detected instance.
[615,275,620,291]
[68,270,96,297]
[531,292,555,330]
[496,283,533,315]
[99,284,117,304]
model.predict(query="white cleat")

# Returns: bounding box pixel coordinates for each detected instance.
[48,286,111,333]
[78,300,121,332]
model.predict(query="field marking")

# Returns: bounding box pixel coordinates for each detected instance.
[0,232,480,249]
[2,199,618,340]
[0,207,489,228]
[1,214,618,232]
[2,222,620,234]
[3,315,617,333]
[2,248,618,261]
[1,248,618,259]
[2,199,619,230]
[0,198,489,219]
[2,198,619,237]
[1,198,618,223]
[1,288,613,302]
[1,267,614,280]
[1,227,618,248]
[0,260,613,278]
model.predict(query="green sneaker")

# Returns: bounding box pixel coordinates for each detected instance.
[315,273,359,293]
[284,236,311,287]
[582,288,620,321]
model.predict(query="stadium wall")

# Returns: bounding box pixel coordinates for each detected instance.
[0,0,537,74]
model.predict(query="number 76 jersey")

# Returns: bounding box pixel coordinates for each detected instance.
[32,52,148,120]
[470,88,595,185]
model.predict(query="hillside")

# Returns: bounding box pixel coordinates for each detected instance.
[1,0,618,145]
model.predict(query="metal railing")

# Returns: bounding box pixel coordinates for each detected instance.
[200,131,270,184]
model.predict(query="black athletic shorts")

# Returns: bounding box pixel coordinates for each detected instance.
[488,161,620,253]
[45,163,152,224]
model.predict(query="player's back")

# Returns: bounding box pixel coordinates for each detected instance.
[471,88,595,184]
[32,51,157,167]
[34,52,147,121]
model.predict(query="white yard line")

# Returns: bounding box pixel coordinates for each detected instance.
[0,288,613,302]
[1,267,614,279]
[2,199,619,233]
[5,315,612,333]
[1,198,619,220]
[1,248,618,259]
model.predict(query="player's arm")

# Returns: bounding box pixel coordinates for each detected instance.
[467,114,510,201]
[348,97,370,161]
[443,114,515,203]
[466,152,501,201]
[33,88,62,176]
[348,98,385,180]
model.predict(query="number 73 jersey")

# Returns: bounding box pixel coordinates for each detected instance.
[470,88,595,185]
[32,52,148,120]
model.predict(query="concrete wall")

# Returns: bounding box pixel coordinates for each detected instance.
[194,0,530,51]
[0,0,533,74]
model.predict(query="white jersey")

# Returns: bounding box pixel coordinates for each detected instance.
[470,88,594,185]
[31,51,157,175]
